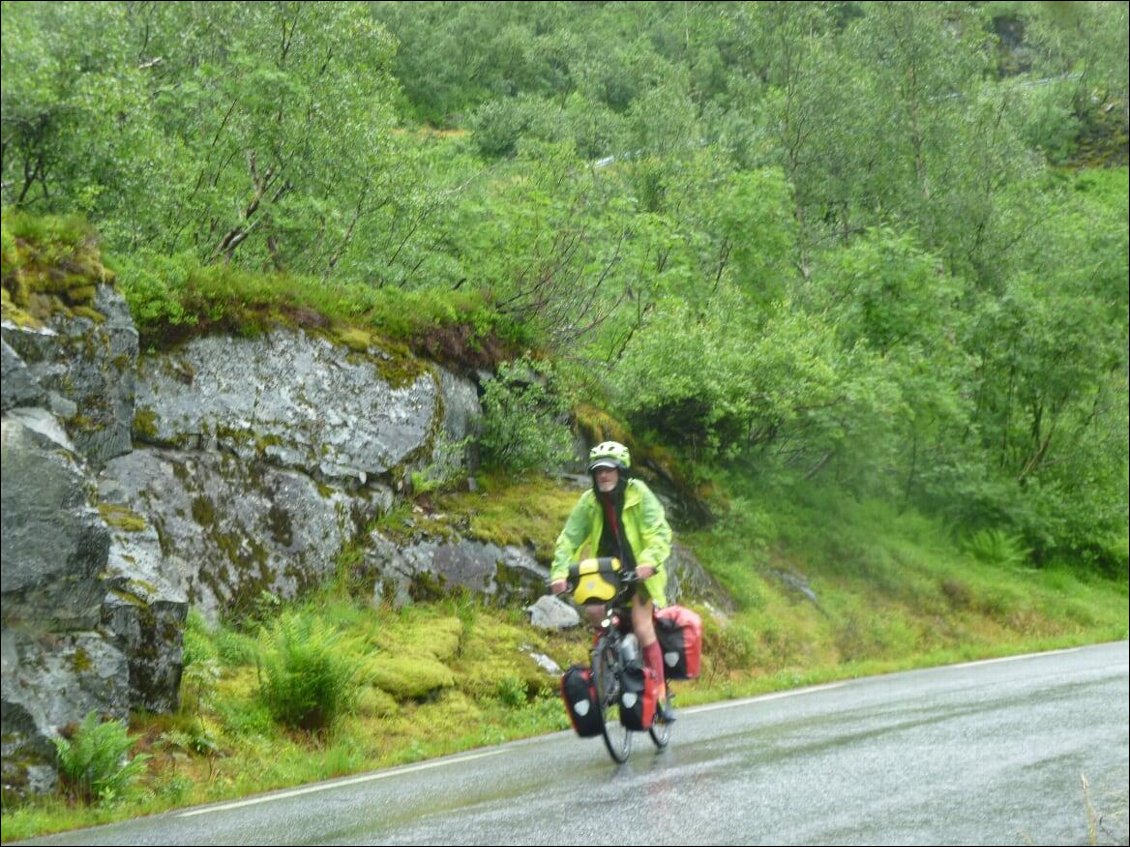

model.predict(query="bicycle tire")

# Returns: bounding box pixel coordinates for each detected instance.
[593,636,632,763]
[649,687,672,749]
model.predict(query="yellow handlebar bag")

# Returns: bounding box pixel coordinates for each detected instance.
[572,557,622,605]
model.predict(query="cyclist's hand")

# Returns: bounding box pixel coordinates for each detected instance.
[549,579,567,596]
[636,565,656,581]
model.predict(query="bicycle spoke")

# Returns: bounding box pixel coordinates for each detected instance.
[649,688,672,749]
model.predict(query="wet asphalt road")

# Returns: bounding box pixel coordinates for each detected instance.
[13,640,1128,846]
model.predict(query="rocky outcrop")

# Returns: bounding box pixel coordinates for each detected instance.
[366,531,548,608]
[98,505,189,714]
[1,409,110,631]
[0,408,131,798]
[1,338,46,411]
[97,447,390,626]
[1,283,493,797]
[1,632,131,798]
[133,329,454,484]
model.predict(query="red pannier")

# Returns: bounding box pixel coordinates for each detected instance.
[560,664,602,737]
[618,661,657,731]
[654,605,703,680]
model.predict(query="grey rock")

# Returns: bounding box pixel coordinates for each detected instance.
[369,532,547,609]
[98,506,189,713]
[134,329,440,483]
[1,336,46,411]
[99,446,388,626]
[527,649,563,675]
[1,629,130,802]
[526,595,581,630]
[0,284,137,468]
[1,412,110,631]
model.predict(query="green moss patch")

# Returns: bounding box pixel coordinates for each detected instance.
[1,211,113,329]
[98,503,149,532]
[366,654,456,700]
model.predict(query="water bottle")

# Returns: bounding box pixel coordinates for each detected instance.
[618,632,640,666]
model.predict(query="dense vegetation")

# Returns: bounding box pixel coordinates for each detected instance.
[1,1,1127,839]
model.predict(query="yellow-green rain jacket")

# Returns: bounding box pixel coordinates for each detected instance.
[551,478,672,607]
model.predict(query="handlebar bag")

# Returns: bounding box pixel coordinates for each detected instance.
[655,605,703,680]
[561,664,603,737]
[571,557,623,605]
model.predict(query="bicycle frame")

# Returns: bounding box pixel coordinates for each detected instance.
[565,559,672,763]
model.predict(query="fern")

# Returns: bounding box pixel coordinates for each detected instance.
[964,528,1032,568]
[52,712,149,805]
[256,611,364,732]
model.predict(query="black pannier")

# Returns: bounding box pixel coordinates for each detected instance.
[617,661,657,731]
[560,664,602,737]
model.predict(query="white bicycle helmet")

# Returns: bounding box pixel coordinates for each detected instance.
[588,440,631,472]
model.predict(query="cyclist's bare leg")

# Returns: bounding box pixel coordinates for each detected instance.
[631,594,666,695]
[630,592,658,648]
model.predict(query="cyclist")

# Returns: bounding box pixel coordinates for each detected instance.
[549,440,675,721]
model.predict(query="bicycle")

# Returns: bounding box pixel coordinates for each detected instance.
[564,557,674,763]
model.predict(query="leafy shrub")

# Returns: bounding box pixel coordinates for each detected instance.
[256,612,364,732]
[158,723,220,758]
[469,95,562,158]
[479,357,573,472]
[111,249,198,342]
[52,712,150,805]
[216,699,277,739]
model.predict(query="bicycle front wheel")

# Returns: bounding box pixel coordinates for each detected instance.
[649,687,672,749]
[593,639,632,763]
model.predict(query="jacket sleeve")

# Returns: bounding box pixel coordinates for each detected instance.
[551,492,595,581]
[633,481,672,570]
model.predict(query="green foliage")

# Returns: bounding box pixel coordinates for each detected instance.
[494,675,528,708]
[179,610,221,715]
[255,611,364,733]
[470,95,564,159]
[479,356,573,473]
[2,0,1125,566]
[212,625,260,668]
[52,712,150,806]
[112,244,527,366]
[109,250,199,340]
[157,723,220,759]
[354,286,530,369]
[963,528,1033,568]
[0,2,159,221]
[1,209,95,266]
[215,698,277,740]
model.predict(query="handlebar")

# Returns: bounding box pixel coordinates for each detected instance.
[556,557,637,609]
[564,557,638,589]
[565,564,637,591]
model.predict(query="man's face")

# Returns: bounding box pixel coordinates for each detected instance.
[594,466,619,493]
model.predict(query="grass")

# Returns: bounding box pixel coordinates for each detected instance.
[2,485,1126,843]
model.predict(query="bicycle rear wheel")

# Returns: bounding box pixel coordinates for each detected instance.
[592,638,632,763]
[649,688,672,749]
